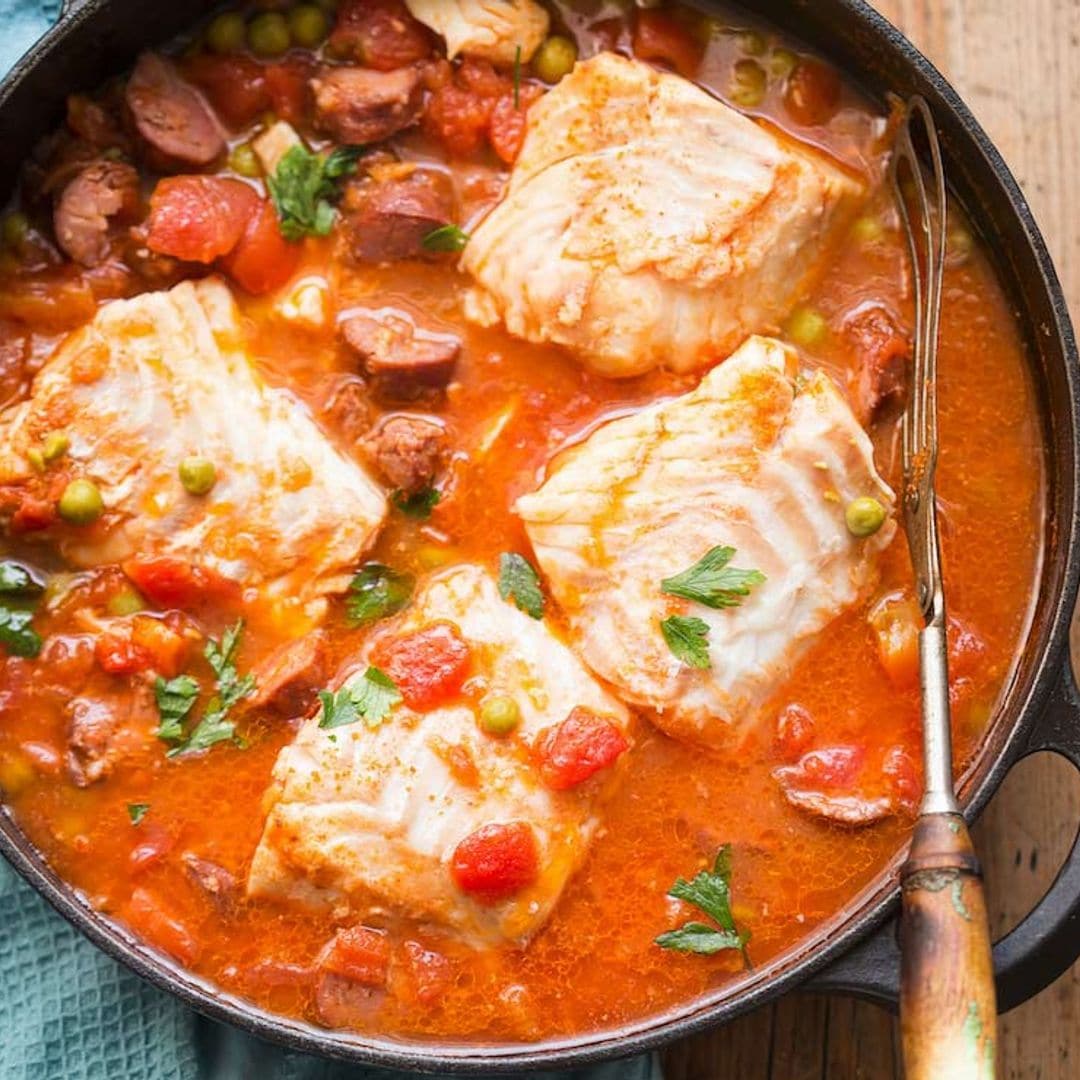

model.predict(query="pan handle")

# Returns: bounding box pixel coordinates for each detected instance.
[59,0,96,19]
[807,659,1080,1011]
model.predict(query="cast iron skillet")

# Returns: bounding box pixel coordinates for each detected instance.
[0,0,1077,1073]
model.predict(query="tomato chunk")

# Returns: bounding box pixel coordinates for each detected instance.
[220,198,301,296]
[450,821,539,901]
[370,621,470,710]
[182,54,269,130]
[867,591,920,689]
[95,631,152,676]
[400,940,451,1005]
[126,887,197,964]
[773,703,815,762]
[265,58,313,127]
[147,176,259,264]
[122,555,236,610]
[328,0,433,70]
[632,10,704,77]
[321,925,390,987]
[489,87,542,164]
[533,706,629,791]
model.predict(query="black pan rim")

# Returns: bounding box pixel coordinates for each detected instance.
[0,0,1077,1072]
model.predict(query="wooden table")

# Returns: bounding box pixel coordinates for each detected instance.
[664,2,1080,1076]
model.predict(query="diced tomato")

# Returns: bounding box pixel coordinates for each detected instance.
[130,614,189,677]
[632,10,704,78]
[122,555,236,610]
[265,58,312,127]
[867,592,920,689]
[147,176,260,264]
[321,925,391,987]
[129,824,176,874]
[773,703,815,762]
[328,0,434,70]
[423,78,496,157]
[783,59,842,127]
[401,941,451,1005]
[489,87,541,164]
[95,631,153,676]
[182,54,269,130]
[370,621,471,710]
[793,745,863,788]
[10,493,59,533]
[533,707,629,791]
[126,886,197,964]
[450,821,539,901]
[220,199,301,295]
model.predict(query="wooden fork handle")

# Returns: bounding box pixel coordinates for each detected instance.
[899,812,997,1079]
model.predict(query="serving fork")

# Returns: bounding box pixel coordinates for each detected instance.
[892,97,997,1080]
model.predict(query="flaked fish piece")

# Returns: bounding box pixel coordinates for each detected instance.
[0,278,386,620]
[405,0,549,64]
[463,52,863,377]
[515,336,895,749]
[247,564,632,946]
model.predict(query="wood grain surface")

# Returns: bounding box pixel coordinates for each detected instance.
[663,2,1080,1077]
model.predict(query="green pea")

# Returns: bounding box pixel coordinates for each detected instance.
[852,215,884,244]
[228,142,262,178]
[845,496,887,538]
[532,35,578,84]
[2,211,29,249]
[58,479,104,526]
[736,29,767,56]
[179,456,217,496]
[26,448,44,473]
[288,3,329,48]
[786,306,828,347]
[107,587,145,617]
[42,430,69,463]
[206,11,247,54]
[479,695,521,737]
[248,12,292,57]
[730,59,766,108]
[769,47,798,77]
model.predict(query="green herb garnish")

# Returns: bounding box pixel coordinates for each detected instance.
[421,224,470,253]
[126,803,150,826]
[154,674,199,742]
[346,563,414,627]
[661,546,765,609]
[497,552,544,619]
[267,143,365,241]
[656,846,750,961]
[660,615,711,669]
[392,486,441,520]
[318,666,402,730]
[0,607,41,658]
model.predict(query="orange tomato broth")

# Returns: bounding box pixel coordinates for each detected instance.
[0,0,1044,1045]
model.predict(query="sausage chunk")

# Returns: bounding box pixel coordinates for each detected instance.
[66,690,150,786]
[364,415,447,493]
[341,311,460,391]
[341,174,453,262]
[846,304,910,424]
[182,853,239,913]
[54,160,141,267]
[248,632,327,718]
[125,52,226,167]
[311,65,424,144]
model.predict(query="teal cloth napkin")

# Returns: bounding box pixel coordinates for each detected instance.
[0,6,663,1077]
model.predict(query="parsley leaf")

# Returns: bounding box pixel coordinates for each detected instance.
[158,622,255,757]
[656,846,750,960]
[267,143,365,242]
[421,224,470,253]
[392,486,441,520]
[498,552,544,619]
[126,803,150,826]
[661,615,710,669]
[0,607,40,658]
[318,666,402,730]
[345,563,415,627]
[0,561,42,595]
[154,674,199,742]
[661,546,766,609]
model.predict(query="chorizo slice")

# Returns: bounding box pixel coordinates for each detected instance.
[341,174,454,262]
[248,632,327,718]
[182,852,239,913]
[846,303,911,424]
[310,64,424,145]
[341,310,460,389]
[363,414,448,493]
[125,52,226,167]
[54,160,141,268]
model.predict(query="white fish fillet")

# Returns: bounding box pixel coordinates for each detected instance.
[405,0,549,64]
[515,336,896,749]
[247,564,632,946]
[463,52,864,377]
[0,278,386,617]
